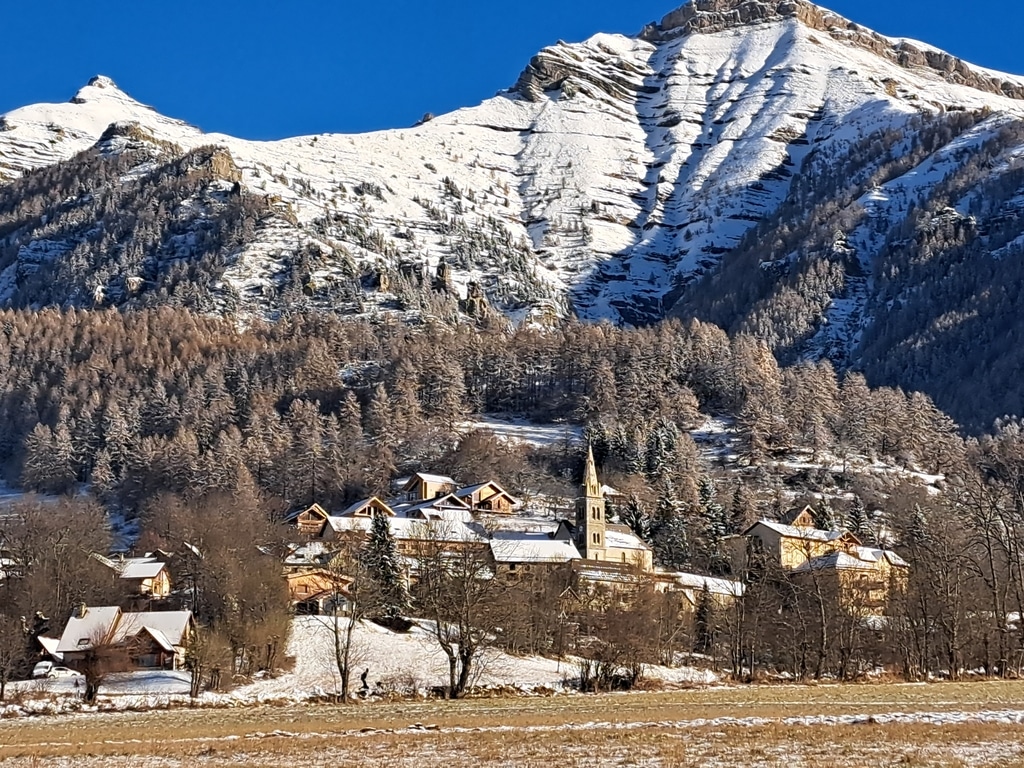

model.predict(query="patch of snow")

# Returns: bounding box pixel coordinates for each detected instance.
[463,417,582,448]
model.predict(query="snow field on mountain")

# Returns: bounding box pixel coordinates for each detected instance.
[7,6,1024,324]
[462,417,582,448]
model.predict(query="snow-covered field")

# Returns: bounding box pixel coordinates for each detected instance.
[0,616,716,718]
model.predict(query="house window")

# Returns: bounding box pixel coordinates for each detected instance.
[508,564,517,572]
[593,533,600,545]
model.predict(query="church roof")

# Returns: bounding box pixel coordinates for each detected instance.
[489,531,582,564]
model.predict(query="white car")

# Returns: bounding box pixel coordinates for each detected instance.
[47,666,83,679]
[32,662,82,680]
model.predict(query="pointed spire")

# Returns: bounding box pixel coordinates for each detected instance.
[583,443,600,498]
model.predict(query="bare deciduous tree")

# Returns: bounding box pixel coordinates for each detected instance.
[410,524,508,699]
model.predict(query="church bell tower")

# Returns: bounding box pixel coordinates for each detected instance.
[576,444,607,561]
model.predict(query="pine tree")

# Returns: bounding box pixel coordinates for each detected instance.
[698,476,730,575]
[645,419,680,482]
[847,496,875,546]
[621,493,651,542]
[907,503,930,546]
[286,399,324,506]
[694,583,715,655]
[361,510,408,623]
[812,499,840,532]
[651,480,689,570]
[623,424,647,477]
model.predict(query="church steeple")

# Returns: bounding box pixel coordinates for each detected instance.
[583,444,601,498]
[576,444,607,560]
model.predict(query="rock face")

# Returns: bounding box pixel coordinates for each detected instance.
[650,0,1024,99]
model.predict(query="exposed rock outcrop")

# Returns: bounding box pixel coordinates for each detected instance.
[513,39,653,103]
[647,0,1024,100]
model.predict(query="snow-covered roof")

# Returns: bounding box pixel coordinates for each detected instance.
[455,483,495,497]
[574,565,639,584]
[454,481,519,505]
[339,496,394,517]
[284,503,329,523]
[56,607,122,653]
[489,531,582,564]
[673,572,745,598]
[398,494,472,516]
[748,520,854,544]
[36,636,63,661]
[325,515,486,544]
[140,626,176,653]
[794,551,872,572]
[115,611,192,646]
[57,608,192,654]
[404,472,456,488]
[418,507,475,523]
[604,527,651,551]
[285,541,329,566]
[855,546,909,568]
[794,546,908,573]
[474,516,562,533]
[118,560,167,580]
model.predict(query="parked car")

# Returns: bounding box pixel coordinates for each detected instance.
[46,666,83,679]
[32,662,81,680]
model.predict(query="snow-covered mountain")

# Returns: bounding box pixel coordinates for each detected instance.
[5,0,1024,427]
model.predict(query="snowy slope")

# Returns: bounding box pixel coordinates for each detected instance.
[2,616,717,717]
[3,0,1024,326]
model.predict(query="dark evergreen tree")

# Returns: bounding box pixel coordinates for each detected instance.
[621,493,651,542]
[812,499,840,532]
[694,583,715,655]
[361,510,409,622]
[846,495,875,546]
[698,476,730,575]
[650,480,689,570]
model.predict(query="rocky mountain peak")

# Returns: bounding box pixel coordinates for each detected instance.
[70,75,136,105]
[645,0,1024,101]
[656,0,814,35]
[86,75,118,90]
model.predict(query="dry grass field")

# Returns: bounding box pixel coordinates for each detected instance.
[2,681,1024,767]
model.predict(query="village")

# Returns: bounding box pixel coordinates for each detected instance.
[16,446,910,702]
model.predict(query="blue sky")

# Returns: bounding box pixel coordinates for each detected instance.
[3,0,1022,140]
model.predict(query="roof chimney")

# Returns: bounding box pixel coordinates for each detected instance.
[77,603,88,620]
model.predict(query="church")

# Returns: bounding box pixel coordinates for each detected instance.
[573,445,654,572]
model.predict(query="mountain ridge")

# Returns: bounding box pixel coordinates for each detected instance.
[650,0,1024,103]
[4,1,1024,428]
